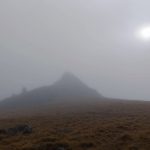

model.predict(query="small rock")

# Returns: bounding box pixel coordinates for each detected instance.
[0,124,32,136]
[0,129,7,135]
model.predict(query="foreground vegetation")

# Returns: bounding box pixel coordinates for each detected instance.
[0,99,150,150]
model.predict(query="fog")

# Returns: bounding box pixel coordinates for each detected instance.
[0,0,150,100]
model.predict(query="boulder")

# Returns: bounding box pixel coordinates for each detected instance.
[0,124,32,136]
[0,129,7,134]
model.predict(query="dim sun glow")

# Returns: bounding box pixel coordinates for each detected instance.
[137,26,150,41]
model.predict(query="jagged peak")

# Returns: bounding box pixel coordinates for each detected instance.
[53,72,87,87]
[61,72,81,82]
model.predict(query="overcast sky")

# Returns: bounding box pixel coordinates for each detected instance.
[0,0,150,100]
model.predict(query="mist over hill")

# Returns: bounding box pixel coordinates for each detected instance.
[0,72,102,111]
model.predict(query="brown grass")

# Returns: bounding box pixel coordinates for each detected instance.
[1,99,150,150]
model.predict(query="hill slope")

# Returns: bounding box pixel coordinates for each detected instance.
[0,72,102,111]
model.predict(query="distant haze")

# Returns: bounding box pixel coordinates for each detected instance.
[0,0,150,100]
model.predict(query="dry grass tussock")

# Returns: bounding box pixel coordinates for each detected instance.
[1,99,150,150]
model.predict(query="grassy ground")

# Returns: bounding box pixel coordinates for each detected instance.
[0,99,150,150]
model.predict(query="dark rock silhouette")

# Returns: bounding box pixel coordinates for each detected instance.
[0,72,102,109]
[0,124,32,136]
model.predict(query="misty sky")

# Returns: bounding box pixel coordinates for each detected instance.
[0,0,150,100]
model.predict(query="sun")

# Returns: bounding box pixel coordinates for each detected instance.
[137,26,150,40]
